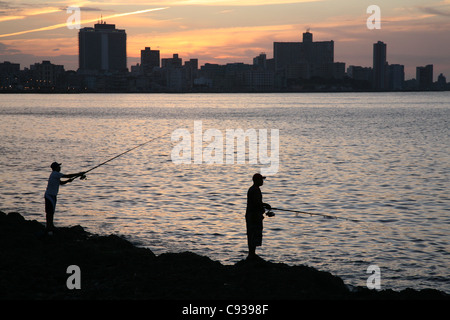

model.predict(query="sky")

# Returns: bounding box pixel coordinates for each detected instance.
[0,0,449,80]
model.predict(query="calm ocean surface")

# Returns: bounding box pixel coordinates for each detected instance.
[0,92,449,293]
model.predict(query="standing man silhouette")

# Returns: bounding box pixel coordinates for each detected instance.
[245,173,272,260]
[44,162,84,233]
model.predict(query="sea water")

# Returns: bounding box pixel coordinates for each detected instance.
[0,92,449,293]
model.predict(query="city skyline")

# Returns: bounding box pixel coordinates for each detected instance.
[1,1,449,80]
[2,27,445,93]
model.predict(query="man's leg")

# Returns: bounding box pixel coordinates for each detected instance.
[247,226,257,259]
[45,197,55,231]
[248,244,256,258]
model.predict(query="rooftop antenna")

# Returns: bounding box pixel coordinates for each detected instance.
[98,13,106,24]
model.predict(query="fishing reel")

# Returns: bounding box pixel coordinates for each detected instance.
[264,203,275,217]
[263,203,275,217]
[80,174,87,180]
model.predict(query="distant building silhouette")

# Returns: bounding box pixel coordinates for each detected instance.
[250,53,274,90]
[253,53,267,70]
[0,61,20,89]
[141,47,160,74]
[184,59,198,70]
[437,73,446,90]
[347,65,372,82]
[30,60,65,89]
[184,58,199,90]
[273,30,344,84]
[388,64,405,90]
[79,21,127,74]
[416,64,433,90]
[159,54,184,91]
[162,54,182,68]
[0,61,20,74]
[373,41,387,90]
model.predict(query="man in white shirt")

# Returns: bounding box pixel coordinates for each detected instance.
[44,162,84,233]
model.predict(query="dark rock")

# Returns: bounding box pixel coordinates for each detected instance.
[6,211,25,223]
[0,212,448,300]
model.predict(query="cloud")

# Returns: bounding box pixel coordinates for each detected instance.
[80,7,105,12]
[170,0,322,5]
[82,0,321,5]
[0,7,169,38]
[0,4,64,23]
[417,5,450,17]
[0,42,20,54]
[0,15,25,22]
[0,1,13,9]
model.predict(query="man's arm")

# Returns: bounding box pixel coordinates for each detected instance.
[62,171,85,179]
[60,177,76,185]
[60,172,85,184]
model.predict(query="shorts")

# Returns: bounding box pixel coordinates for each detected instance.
[246,221,263,247]
[45,194,57,215]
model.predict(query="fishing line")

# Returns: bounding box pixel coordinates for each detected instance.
[271,207,360,223]
[270,206,430,245]
[79,132,170,179]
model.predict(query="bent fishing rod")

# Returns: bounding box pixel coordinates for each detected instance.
[79,132,170,179]
[270,207,360,223]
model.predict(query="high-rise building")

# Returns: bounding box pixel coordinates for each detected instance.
[141,47,160,74]
[416,64,433,90]
[373,41,387,90]
[273,41,302,72]
[79,22,127,74]
[273,31,335,79]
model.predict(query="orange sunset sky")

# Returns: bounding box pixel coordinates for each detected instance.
[1,0,449,80]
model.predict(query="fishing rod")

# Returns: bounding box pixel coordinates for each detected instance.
[79,132,170,179]
[270,207,360,223]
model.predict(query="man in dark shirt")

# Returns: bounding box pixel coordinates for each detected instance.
[246,173,272,260]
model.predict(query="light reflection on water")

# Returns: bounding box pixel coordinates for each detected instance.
[0,92,449,293]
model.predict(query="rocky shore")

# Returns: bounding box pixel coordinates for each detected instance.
[1,211,448,301]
